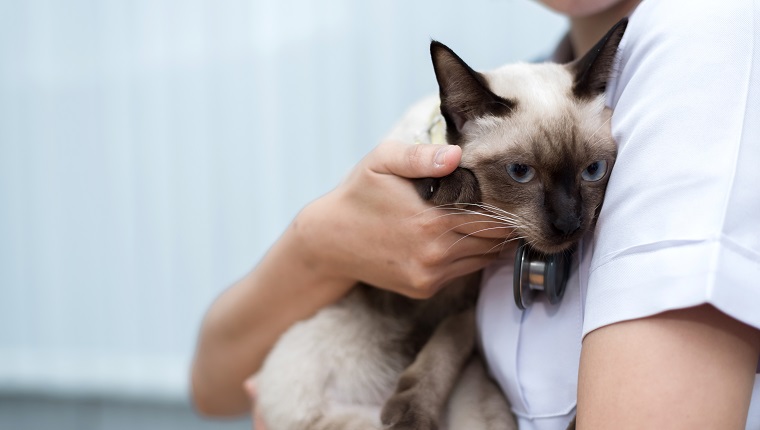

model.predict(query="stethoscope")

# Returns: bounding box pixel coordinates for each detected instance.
[512,240,574,310]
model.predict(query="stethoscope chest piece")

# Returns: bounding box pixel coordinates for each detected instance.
[513,239,573,310]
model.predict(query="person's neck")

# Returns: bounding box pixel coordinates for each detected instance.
[569,0,641,57]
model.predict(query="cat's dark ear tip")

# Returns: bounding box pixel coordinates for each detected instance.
[596,17,628,52]
[430,40,450,57]
[610,17,629,37]
[604,17,628,48]
[430,40,454,69]
[570,16,629,99]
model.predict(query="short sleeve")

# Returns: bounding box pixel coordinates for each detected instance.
[583,0,760,336]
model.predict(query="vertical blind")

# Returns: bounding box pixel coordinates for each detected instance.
[0,0,565,402]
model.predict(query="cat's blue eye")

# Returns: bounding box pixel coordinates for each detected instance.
[507,163,535,183]
[581,160,608,182]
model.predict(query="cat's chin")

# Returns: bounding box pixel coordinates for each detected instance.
[529,238,578,255]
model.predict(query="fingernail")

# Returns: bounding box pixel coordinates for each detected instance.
[434,146,450,167]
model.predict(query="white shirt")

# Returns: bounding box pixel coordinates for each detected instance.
[477,1,760,429]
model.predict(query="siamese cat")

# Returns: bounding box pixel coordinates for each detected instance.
[255,19,628,430]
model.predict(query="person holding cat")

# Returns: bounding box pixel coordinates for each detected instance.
[191,0,760,429]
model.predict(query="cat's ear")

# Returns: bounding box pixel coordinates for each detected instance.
[570,17,628,99]
[430,41,515,142]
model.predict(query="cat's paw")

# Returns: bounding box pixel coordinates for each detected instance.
[381,391,439,430]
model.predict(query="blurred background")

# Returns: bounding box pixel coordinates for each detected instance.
[0,0,565,428]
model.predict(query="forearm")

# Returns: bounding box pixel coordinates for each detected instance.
[191,206,354,416]
[577,304,760,429]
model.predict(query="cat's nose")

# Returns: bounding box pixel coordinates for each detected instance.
[552,216,581,236]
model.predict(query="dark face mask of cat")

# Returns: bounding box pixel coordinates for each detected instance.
[416,18,628,309]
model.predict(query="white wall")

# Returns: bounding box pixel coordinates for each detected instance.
[0,0,566,409]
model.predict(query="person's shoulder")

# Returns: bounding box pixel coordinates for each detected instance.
[626,0,755,50]
[630,0,756,29]
[609,0,756,103]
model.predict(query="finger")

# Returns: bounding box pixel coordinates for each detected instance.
[425,208,516,239]
[405,249,512,299]
[436,235,518,261]
[243,377,257,400]
[245,378,270,430]
[254,409,269,430]
[368,140,462,179]
[449,220,514,240]
[441,255,504,282]
[436,216,515,240]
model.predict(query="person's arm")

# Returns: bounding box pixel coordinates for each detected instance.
[191,140,511,416]
[577,304,760,429]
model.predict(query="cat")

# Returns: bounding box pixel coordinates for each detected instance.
[254,18,628,430]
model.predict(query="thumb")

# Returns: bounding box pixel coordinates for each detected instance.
[369,141,462,179]
[243,376,257,400]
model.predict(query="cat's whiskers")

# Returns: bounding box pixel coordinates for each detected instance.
[467,202,517,217]
[584,115,612,147]
[440,211,537,256]
[588,135,612,150]
[425,211,522,231]
[465,204,545,243]
[443,225,523,257]
[439,219,516,235]
[470,202,532,222]
[473,203,534,227]
[475,204,542,234]
[448,202,527,225]
[410,202,543,251]
[525,236,542,250]
[434,219,518,245]
[455,209,522,225]
[426,205,523,226]
[483,235,528,257]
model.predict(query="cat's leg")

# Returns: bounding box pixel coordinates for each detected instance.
[445,356,516,430]
[380,308,478,430]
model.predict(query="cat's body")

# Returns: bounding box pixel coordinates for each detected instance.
[255,19,627,430]
[255,275,511,430]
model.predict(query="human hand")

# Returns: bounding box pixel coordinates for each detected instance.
[244,377,268,430]
[292,140,515,299]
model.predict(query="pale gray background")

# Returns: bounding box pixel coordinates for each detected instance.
[0,0,566,428]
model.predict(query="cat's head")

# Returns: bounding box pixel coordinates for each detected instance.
[419,19,627,254]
